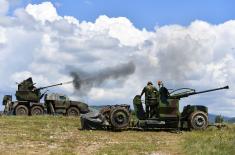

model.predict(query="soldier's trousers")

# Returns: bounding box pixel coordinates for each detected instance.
[149,104,157,118]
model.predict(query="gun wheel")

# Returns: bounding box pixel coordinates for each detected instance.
[67,107,80,116]
[189,111,208,130]
[15,105,29,116]
[31,106,44,115]
[110,107,130,130]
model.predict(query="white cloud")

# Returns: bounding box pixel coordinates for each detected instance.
[91,15,152,46]
[0,2,234,116]
[88,88,125,100]
[25,2,61,23]
[0,0,9,16]
[0,26,6,43]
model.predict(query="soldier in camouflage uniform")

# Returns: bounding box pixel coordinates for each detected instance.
[141,81,159,118]
[3,95,12,115]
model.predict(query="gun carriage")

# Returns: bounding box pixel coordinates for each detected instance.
[81,84,229,130]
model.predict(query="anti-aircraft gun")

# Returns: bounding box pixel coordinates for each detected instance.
[133,84,229,130]
[15,77,63,102]
[2,77,89,116]
[80,82,229,131]
[3,77,64,115]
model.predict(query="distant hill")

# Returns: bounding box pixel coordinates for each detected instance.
[89,105,107,111]
[208,114,235,123]
[228,117,235,123]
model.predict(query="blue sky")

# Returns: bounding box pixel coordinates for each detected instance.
[1,0,234,116]
[13,0,235,30]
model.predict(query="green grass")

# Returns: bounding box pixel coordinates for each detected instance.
[182,125,235,155]
[0,116,234,155]
[0,116,81,155]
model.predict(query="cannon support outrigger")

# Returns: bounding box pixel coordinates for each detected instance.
[81,83,229,131]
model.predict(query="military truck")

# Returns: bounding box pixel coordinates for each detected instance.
[44,93,89,116]
[80,82,229,130]
[2,77,89,116]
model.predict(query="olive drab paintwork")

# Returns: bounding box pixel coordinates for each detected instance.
[141,84,158,103]
[133,94,181,129]
[15,77,64,102]
[133,85,229,130]
[44,93,89,116]
[140,82,159,118]
[15,77,41,102]
[2,77,89,116]
[80,82,229,131]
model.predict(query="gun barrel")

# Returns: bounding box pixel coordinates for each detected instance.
[37,83,63,90]
[170,85,229,99]
[192,86,229,95]
[37,80,74,90]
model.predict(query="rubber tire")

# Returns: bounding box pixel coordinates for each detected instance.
[31,106,44,115]
[189,111,208,130]
[67,107,80,116]
[15,105,29,116]
[110,107,130,130]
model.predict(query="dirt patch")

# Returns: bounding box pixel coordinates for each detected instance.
[0,117,184,155]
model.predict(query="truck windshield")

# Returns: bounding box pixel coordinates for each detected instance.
[59,96,67,101]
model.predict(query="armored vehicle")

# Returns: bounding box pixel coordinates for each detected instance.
[2,77,89,116]
[44,93,89,116]
[81,83,229,130]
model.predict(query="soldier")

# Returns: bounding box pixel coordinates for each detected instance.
[3,95,12,115]
[158,81,169,104]
[141,81,159,118]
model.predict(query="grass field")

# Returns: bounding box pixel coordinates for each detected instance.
[0,116,234,155]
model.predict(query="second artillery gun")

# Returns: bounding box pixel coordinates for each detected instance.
[2,77,89,116]
[132,83,229,130]
[81,82,229,130]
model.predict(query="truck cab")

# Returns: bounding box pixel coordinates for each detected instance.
[44,93,89,116]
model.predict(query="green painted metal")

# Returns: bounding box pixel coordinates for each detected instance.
[132,84,228,130]
[3,77,89,116]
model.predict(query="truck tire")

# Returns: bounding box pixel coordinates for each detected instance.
[189,111,208,130]
[67,107,80,116]
[15,105,29,116]
[110,107,130,130]
[31,106,44,115]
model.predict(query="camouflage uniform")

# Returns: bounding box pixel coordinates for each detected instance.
[141,82,159,118]
[3,95,12,115]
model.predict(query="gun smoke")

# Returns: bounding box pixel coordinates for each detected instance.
[70,62,136,96]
